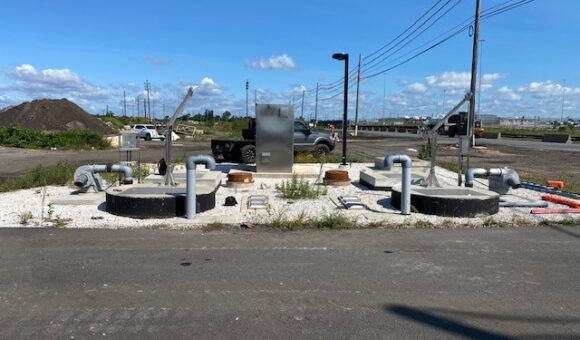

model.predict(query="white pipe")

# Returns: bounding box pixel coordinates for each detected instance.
[186,155,216,219]
[384,154,412,215]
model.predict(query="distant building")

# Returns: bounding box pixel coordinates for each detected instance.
[476,114,501,127]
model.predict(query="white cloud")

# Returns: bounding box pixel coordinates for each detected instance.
[425,71,503,91]
[247,54,297,70]
[405,82,427,94]
[497,86,521,101]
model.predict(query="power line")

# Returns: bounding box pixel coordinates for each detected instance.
[362,0,463,74]
[364,0,445,60]
[363,0,457,70]
[362,0,535,80]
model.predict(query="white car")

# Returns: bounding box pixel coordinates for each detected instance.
[131,124,165,141]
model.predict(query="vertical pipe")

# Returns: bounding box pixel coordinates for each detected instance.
[384,154,412,215]
[186,168,197,219]
[186,155,216,220]
[341,55,349,166]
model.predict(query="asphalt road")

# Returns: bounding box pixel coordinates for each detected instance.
[1,227,579,339]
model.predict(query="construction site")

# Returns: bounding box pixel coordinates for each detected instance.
[1,0,579,338]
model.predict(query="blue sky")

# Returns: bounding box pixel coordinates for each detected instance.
[1,0,579,120]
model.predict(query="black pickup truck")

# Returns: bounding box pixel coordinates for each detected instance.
[211,119,336,164]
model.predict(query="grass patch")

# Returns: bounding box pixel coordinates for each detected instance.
[540,218,580,226]
[414,219,434,228]
[0,162,75,193]
[482,216,509,228]
[18,211,34,225]
[311,212,352,229]
[270,211,352,230]
[275,176,327,199]
[294,152,368,164]
[484,127,580,138]
[0,126,110,150]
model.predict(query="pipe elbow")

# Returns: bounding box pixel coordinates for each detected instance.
[504,169,521,189]
[465,168,487,187]
[383,154,412,170]
[186,155,216,171]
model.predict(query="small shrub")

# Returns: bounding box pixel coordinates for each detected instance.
[18,211,34,225]
[0,126,109,150]
[440,219,455,228]
[275,176,327,199]
[52,215,71,228]
[415,219,434,228]
[312,212,352,229]
[271,211,308,230]
[417,143,430,160]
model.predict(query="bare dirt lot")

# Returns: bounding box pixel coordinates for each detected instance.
[1,134,579,191]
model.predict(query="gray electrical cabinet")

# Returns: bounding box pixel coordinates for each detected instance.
[256,104,294,173]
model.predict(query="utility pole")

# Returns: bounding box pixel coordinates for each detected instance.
[467,0,481,145]
[314,83,319,126]
[561,79,566,124]
[300,90,305,120]
[123,91,127,117]
[477,39,485,117]
[136,97,140,117]
[144,80,151,121]
[106,104,109,115]
[354,53,362,136]
[245,80,249,117]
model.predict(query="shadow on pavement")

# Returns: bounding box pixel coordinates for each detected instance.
[385,304,580,339]
[547,224,580,240]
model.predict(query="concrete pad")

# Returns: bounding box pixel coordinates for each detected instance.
[374,157,430,170]
[144,171,223,187]
[359,168,428,190]
[230,163,322,179]
[50,192,105,205]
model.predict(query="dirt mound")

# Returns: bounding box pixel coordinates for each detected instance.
[0,99,116,135]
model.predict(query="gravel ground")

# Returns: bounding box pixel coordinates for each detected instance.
[0,163,576,229]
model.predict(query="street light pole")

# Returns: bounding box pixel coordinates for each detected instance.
[332,52,349,166]
[245,80,249,117]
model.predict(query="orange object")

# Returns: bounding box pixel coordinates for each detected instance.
[546,180,565,190]
[541,194,580,208]
[531,208,580,215]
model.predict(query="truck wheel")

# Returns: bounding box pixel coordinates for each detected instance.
[313,144,330,157]
[145,133,152,141]
[448,127,457,138]
[240,145,256,164]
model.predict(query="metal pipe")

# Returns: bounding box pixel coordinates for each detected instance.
[465,167,521,189]
[186,155,216,219]
[499,201,548,208]
[74,163,133,188]
[383,154,412,215]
